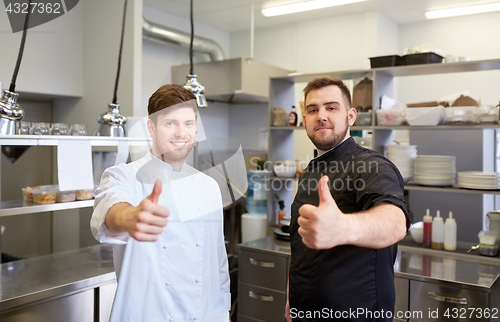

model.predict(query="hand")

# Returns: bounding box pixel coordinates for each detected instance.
[297,176,349,249]
[106,179,170,241]
[285,299,292,322]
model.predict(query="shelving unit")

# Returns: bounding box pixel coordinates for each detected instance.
[0,135,151,147]
[267,59,500,240]
[0,135,151,254]
[0,200,94,217]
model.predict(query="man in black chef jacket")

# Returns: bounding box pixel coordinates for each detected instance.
[285,77,413,322]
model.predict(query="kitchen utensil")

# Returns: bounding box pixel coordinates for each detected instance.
[466,245,479,253]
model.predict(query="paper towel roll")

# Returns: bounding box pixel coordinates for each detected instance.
[241,213,267,243]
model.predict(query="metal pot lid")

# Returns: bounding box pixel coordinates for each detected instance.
[97,103,127,126]
[0,90,24,121]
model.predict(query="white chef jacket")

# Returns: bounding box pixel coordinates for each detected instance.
[91,151,231,322]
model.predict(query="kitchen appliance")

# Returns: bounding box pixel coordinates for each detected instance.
[92,0,128,137]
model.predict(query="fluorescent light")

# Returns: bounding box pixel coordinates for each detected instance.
[425,2,500,19]
[262,0,368,17]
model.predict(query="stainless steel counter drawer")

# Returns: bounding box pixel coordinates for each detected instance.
[239,250,287,291]
[238,282,286,322]
[409,280,488,322]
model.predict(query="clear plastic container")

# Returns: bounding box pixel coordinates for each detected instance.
[51,123,70,135]
[22,184,53,201]
[445,106,480,125]
[375,109,405,126]
[75,189,93,200]
[354,112,372,126]
[32,187,58,204]
[70,124,88,136]
[478,230,499,257]
[30,122,51,135]
[56,190,76,202]
[477,106,499,124]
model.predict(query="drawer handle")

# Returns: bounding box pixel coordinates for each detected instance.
[427,292,468,305]
[249,291,274,302]
[249,258,275,268]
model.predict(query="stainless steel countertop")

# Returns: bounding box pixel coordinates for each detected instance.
[0,244,115,312]
[238,236,500,292]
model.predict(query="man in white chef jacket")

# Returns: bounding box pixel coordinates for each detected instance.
[91,84,231,322]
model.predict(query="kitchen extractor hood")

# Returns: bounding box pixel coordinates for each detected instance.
[172,58,290,104]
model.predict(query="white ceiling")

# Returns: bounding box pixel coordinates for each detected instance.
[143,0,499,32]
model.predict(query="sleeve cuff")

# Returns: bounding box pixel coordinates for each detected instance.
[222,292,231,311]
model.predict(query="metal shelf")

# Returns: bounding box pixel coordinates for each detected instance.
[374,59,500,77]
[272,59,500,82]
[0,199,94,217]
[404,183,500,195]
[0,135,151,147]
[270,124,500,131]
[375,124,500,130]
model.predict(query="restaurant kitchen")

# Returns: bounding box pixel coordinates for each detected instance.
[1,0,500,321]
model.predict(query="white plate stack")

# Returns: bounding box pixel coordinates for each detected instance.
[386,145,417,182]
[458,171,500,190]
[415,155,456,186]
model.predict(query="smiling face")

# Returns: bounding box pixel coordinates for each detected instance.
[304,85,356,155]
[147,106,197,170]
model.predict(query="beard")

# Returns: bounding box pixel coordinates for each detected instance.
[307,116,349,152]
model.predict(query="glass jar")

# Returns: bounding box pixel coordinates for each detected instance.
[50,123,69,135]
[30,122,50,135]
[70,124,88,136]
[19,121,31,135]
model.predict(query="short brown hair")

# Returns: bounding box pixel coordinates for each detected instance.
[303,77,352,109]
[148,84,197,122]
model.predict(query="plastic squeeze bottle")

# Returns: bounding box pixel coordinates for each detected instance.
[423,209,433,248]
[432,210,444,250]
[444,211,457,251]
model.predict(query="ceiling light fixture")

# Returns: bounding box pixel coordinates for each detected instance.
[425,2,500,19]
[183,0,208,108]
[93,0,128,137]
[261,0,368,17]
[0,0,32,135]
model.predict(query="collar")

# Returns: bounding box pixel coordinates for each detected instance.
[307,137,355,170]
[146,150,187,173]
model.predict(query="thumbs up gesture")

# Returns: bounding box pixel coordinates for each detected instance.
[297,176,347,249]
[106,179,170,242]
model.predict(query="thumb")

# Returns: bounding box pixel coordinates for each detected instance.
[147,179,163,204]
[318,176,334,206]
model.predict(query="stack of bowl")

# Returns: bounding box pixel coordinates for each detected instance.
[386,145,417,182]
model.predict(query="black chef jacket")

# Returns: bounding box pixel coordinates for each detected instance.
[289,137,413,322]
